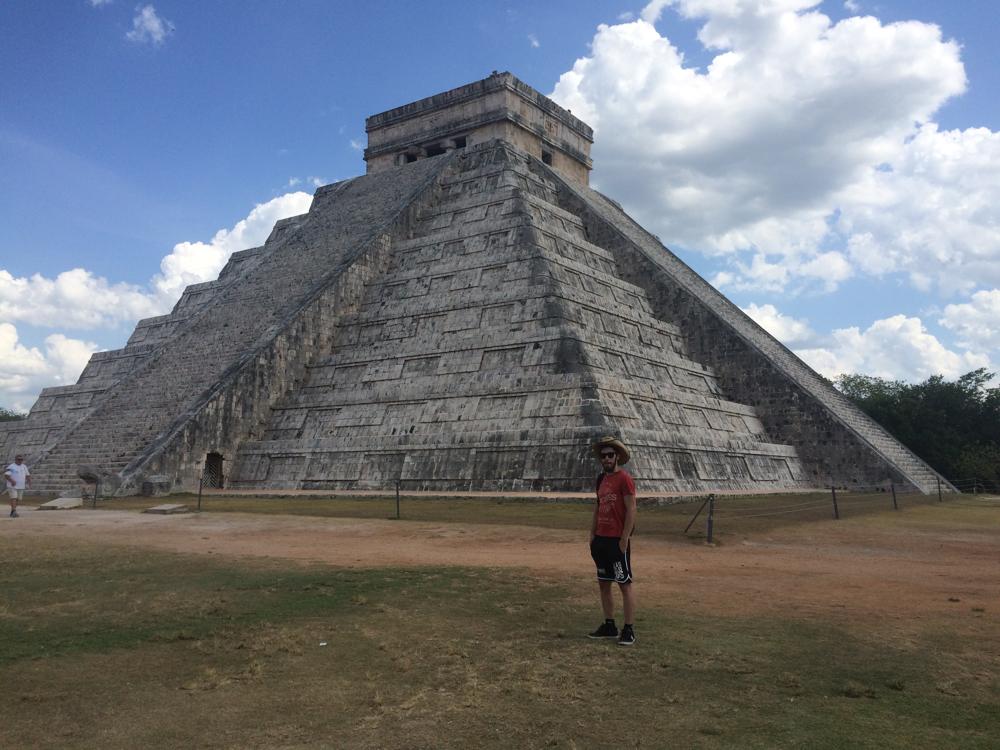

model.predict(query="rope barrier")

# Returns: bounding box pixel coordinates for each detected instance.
[713,503,832,520]
[831,496,895,505]
[714,498,833,514]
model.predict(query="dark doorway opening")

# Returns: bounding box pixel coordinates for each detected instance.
[203,452,225,488]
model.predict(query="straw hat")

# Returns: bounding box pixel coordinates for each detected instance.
[592,436,630,465]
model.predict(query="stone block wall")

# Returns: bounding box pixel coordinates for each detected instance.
[0,243,275,466]
[548,166,946,492]
[14,137,940,496]
[25,156,451,493]
[229,142,810,492]
[365,73,592,185]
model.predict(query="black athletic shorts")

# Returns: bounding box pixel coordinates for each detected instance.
[590,535,633,584]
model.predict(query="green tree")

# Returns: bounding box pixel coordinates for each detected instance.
[0,407,25,422]
[836,368,1000,482]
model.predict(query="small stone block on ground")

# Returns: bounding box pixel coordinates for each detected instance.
[143,503,190,515]
[38,497,84,510]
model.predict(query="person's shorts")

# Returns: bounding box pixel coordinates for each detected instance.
[8,488,25,500]
[590,535,632,584]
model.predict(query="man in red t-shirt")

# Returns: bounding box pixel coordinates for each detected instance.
[587,436,637,645]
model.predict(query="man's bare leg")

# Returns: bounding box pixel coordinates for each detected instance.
[620,582,636,624]
[599,580,615,619]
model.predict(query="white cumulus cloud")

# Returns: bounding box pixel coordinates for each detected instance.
[794,314,990,381]
[839,125,1000,294]
[0,268,161,329]
[742,303,814,345]
[0,324,98,413]
[550,1,996,295]
[126,4,174,45]
[0,192,313,410]
[939,289,1000,353]
[0,192,314,333]
[150,191,313,305]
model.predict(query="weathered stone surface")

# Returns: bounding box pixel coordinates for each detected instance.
[143,503,189,514]
[365,71,593,185]
[38,497,83,510]
[141,475,172,497]
[1,73,950,495]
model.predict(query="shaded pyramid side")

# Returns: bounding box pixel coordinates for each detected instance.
[540,159,950,493]
[230,141,810,492]
[25,156,453,494]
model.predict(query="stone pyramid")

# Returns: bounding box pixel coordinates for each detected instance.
[2,73,947,495]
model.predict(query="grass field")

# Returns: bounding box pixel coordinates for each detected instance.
[1,495,998,749]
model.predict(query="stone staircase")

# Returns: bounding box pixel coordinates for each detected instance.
[229,142,811,492]
[20,138,944,495]
[552,169,950,493]
[30,156,452,494]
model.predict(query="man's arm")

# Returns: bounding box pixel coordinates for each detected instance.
[3,470,11,487]
[590,501,599,542]
[619,494,637,552]
[25,468,30,488]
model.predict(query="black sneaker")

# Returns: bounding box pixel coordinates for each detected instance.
[587,622,618,639]
[618,625,636,646]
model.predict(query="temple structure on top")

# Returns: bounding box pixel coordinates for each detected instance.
[0,72,950,497]
[364,72,593,185]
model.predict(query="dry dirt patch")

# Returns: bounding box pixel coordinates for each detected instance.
[7,501,998,634]
[3,500,999,749]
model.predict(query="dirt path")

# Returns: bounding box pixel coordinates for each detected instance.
[5,505,998,636]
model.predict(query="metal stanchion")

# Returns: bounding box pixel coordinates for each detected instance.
[890,482,898,511]
[395,480,401,520]
[706,493,715,544]
[684,495,711,535]
[831,485,840,520]
[197,475,203,512]
[937,477,943,503]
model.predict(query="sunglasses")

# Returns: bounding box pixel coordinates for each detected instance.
[599,451,617,458]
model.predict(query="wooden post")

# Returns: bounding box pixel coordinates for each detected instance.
[197,475,203,512]
[937,477,943,503]
[831,485,840,520]
[890,482,898,511]
[395,480,401,520]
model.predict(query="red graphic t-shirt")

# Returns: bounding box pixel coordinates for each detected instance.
[595,469,636,538]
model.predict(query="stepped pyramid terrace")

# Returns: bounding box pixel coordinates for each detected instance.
[0,72,950,496]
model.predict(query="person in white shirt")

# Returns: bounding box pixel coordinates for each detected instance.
[5,454,30,518]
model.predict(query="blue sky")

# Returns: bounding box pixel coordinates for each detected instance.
[2,0,999,411]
